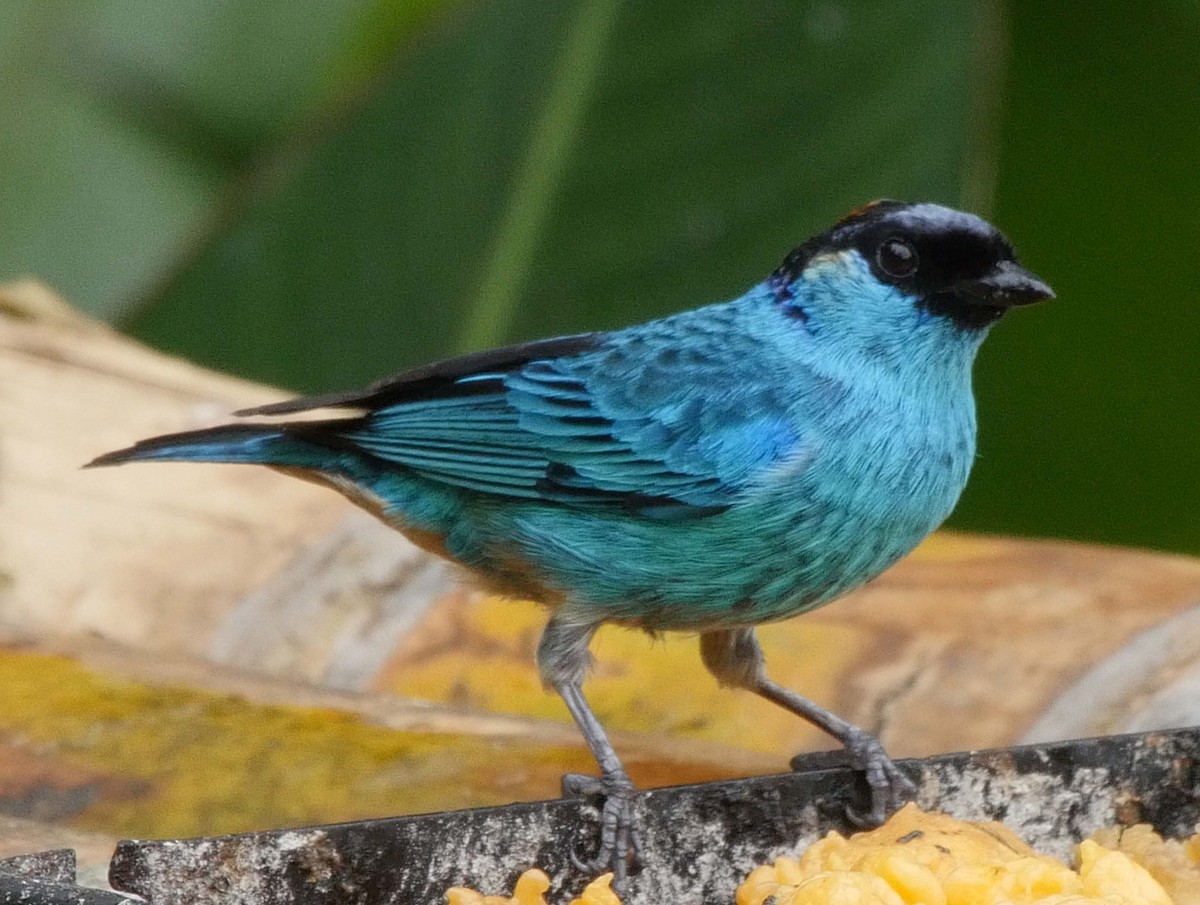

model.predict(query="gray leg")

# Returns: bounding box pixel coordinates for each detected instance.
[700,627,915,824]
[537,615,639,888]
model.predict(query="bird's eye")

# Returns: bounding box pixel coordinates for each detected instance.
[877,237,918,278]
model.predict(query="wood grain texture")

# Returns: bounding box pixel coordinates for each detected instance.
[0,281,458,674]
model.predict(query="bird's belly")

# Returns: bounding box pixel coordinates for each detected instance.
[731,430,974,623]
[466,435,970,631]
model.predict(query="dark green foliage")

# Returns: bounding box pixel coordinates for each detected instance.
[4,1,1198,552]
[125,0,975,389]
[956,1,1200,551]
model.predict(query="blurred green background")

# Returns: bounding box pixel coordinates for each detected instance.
[3,1,1198,552]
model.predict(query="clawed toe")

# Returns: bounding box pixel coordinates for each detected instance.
[568,848,606,874]
[561,772,604,798]
[561,770,640,892]
[840,729,916,827]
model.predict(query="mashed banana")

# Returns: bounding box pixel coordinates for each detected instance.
[445,803,1198,905]
[445,870,617,905]
[737,804,1172,905]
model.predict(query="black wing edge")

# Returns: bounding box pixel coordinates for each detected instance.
[235,333,601,417]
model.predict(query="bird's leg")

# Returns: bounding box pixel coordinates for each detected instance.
[699,627,915,825]
[537,616,640,888]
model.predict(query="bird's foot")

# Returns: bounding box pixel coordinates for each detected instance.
[561,769,641,892]
[838,727,916,827]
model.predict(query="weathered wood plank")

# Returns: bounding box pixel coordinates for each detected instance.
[107,727,1200,905]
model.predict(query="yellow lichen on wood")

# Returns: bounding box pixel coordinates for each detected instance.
[907,532,1009,562]
[0,648,607,838]
[378,593,868,755]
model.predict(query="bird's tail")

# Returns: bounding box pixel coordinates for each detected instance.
[85,423,327,470]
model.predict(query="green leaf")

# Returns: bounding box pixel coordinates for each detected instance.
[126,0,981,392]
[957,0,1200,553]
[0,0,439,318]
[460,0,623,352]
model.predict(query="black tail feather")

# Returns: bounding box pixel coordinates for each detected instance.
[85,423,289,469]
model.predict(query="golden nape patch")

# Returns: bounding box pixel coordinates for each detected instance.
[836,199,888,222]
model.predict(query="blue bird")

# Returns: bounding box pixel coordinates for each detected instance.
[88,201,1052,885]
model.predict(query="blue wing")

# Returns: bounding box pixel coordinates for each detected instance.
[251,316,802,518]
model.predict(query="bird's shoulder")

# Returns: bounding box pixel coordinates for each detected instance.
[265,301,808,515]
[237,332,602,416]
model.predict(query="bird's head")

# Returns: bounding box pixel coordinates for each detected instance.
[766,201,1053,362]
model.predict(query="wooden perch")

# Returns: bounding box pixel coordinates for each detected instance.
[107,727,1200,905]
[0,279,459,683]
